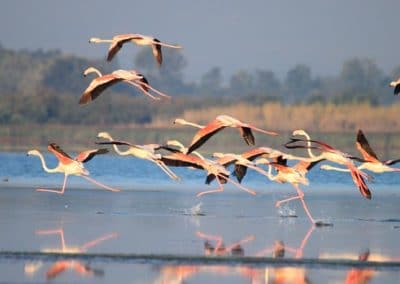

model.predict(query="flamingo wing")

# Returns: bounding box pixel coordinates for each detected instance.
[187,119,226,154]
[347,164,372,199]
[48,143,73,164]
[241,147,272,160]
[75,148,108,163]
[206,173,228,185]
[294,159,324,175]
[107,34,140,61]
[95,140,134,147]
[240,127,255,145]
[233,164,248,183]
[355,130,379,162]
[394,84,400,95]
[384,158,400,166]
[79,74,122,105]
[136,76,150,92]
[161,153,204,170]
[152,39,163,66]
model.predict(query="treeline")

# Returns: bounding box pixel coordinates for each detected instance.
[0,43,399,125]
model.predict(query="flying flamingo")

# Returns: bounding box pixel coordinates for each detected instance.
[389,77,400,95]
[27,143,120,194]
[96,132,180,181]
[285,129,372,200]
[173,115,278,154]
[80,67,171,105]
[255,157,326,225]
[89,33,182,65]
[321,129,400,173]
[160,150,257,196]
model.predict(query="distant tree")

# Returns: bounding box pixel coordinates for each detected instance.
[199,66,223,96]
[285,64,313,102]
[229,70,254,97]
[253,69,281,96]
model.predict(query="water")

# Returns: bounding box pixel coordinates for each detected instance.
[0,152,400,283]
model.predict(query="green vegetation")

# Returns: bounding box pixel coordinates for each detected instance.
[1,44,400,153]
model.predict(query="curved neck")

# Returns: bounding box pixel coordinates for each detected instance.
[267,164,276,181]
[34,152,58,173]
[298,131,316,158]
[84,67,102,77]
[103,135,131,156]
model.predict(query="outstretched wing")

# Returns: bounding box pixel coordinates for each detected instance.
[152,39,163,66]
[48,143,73,164]
[107,34,140,61]
[355,129,379,162]
[240,127,255,145]
[75,148,108,163]
[187,118,226,154]
[79,74,122,104]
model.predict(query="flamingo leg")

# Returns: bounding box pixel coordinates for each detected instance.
[250,125,279,136]
[124,81,161,100]
[80,233,119,251]
[155,160,180,181]
[36,175,68,195]
[137,81,171,99]
[196,178,224,197]
[81,176,120,192]
[224,176,257,195]
[275,183,304,207]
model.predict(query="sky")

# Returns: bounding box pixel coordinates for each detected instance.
[1,0,400,82]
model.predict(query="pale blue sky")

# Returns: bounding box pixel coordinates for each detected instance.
[1,1,399,81]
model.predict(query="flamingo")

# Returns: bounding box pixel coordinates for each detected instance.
[321,129,400,174]
[213,147,317,184]
[160,150,257,197]
[255,157,326,225]
[389,77,400,95]
[80,67,171,105]
[89,33,182,65]
[173,115,278,154]
[285,129,372,200]
[27,143,120,194]
[96,132,180,181]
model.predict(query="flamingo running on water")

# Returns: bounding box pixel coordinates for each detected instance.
[89,33,182,65]
[173,115,278,154]
[321,129,400,173]
[27,143,120,194]
[79,67,171,105]
[285,129,372,200]
[96,132,180,181]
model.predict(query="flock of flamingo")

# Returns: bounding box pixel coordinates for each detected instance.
[27,32,400,226]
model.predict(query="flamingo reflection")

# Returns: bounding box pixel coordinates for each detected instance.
[26,227,118,280]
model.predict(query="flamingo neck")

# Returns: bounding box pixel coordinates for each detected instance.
[298,132,316,158]
[267,164,276,181]
[34,152,58,173]
[181,120,204,129]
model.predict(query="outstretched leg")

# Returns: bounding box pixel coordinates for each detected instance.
[197,178,224,197]
[275,183,304,207]
[225,176,257,195]
[125,81,161,100]
[81,176,120,192]
[80,233,119,251]
[155,160,180,181]
[36,175,68,195]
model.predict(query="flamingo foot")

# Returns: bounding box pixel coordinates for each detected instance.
[196,188,223,197]
[36,188,64,194]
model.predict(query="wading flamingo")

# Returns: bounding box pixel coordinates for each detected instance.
[285,129,372,200]
[96,132,180,181]
[89,33,182,65]
[321,129,400,173]
[80,67,171,105]
[173,115,278,154]
[160,150,257,197]
[389,77,400,95]
[27,143,120,194]
[255,157,327,225]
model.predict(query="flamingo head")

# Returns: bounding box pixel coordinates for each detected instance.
[27,149,40,157]
[97,132,112,141]
[389,81,397,87]
[292,129,308,137]
[173,118,187,125]
[212,152,225,159]
[166,139,185,150]
[89,37,101,43]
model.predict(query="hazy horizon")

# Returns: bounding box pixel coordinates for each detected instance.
[1,1,399,82]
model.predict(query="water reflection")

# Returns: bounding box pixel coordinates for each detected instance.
[24,227,118,280]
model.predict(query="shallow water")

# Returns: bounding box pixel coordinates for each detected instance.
[0,152,400,283]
